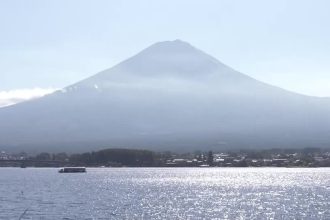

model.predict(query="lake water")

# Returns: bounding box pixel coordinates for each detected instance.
[0,167,329,219]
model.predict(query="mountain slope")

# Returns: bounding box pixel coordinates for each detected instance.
[1,40,330,152]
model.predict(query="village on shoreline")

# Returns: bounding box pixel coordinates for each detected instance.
[1,148,330,168]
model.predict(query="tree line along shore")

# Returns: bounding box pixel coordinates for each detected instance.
[1,147,330,167]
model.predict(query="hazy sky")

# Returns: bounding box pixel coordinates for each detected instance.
[1,0,330,103]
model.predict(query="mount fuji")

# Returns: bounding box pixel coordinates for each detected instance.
[1,40,330,152]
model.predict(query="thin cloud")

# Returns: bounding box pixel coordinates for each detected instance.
[0,88,58,108]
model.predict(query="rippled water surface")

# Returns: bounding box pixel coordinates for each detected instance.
[0,167,329,219]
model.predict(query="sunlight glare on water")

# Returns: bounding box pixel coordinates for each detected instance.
[0,168,329,219]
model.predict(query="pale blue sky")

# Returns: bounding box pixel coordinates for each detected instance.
[1,0,330,97]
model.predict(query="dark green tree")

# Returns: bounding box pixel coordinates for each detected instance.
[207,151,214,166]
[36,152,51,161]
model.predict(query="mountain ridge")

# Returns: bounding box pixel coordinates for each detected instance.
[1,40,330,153]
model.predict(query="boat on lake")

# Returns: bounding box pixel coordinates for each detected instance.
[58,167,86,173]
